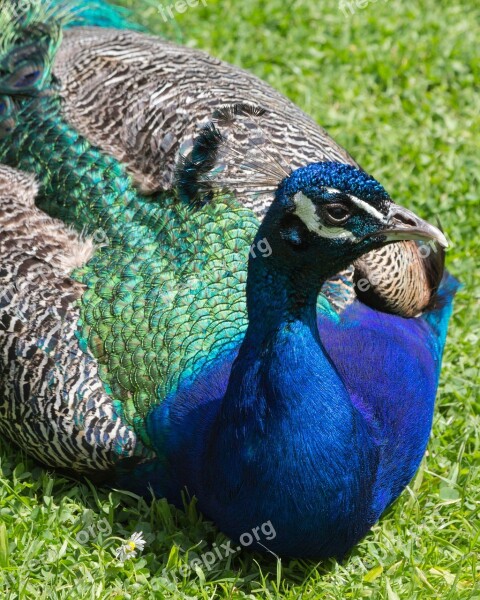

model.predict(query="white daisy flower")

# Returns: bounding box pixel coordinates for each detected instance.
[115,531,147,562]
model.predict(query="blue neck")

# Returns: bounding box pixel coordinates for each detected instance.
[244,263,319,354]
[195,230,379,556]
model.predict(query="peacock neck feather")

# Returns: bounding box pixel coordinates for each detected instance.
[157,217,380,557]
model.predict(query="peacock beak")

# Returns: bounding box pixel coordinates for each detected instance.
[375,204,449,248]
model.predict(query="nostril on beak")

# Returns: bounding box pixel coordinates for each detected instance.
[389,209,418,227]
[388,205,419,227]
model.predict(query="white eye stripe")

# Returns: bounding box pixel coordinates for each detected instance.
[321,188,388,222]
[315,226,356,240]
[292,192,356,240]
[346,194,387,222]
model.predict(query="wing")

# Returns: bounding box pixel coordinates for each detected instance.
[4,8,442,318]
[53,26,356,198]
[0,77,255,467]
[0,164,151,475]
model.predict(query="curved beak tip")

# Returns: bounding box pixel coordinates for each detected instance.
[434,229,449,249]
[378,205,449,249]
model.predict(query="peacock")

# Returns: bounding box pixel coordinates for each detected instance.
[0,0,458,559]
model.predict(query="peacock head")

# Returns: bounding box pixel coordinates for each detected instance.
[259,162,448,283]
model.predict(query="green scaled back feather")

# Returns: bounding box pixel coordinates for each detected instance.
[0,86,257,449]
[0,0,256,447]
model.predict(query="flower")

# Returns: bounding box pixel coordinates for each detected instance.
[115,531,147,562]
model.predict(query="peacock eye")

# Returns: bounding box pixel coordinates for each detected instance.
[13,66,41,88]
[323,203,352,225]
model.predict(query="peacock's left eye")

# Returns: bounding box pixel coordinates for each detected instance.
[323,203,352,225]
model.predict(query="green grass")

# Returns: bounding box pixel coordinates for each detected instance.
[1,0,479,597]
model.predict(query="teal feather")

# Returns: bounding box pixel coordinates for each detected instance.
[0,88,259,447]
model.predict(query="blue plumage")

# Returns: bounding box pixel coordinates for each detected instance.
[142,163,458,558]
[144,274,458,558]
[319,272,459,517]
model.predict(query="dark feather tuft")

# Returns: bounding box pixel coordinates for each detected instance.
[176,123,226,208]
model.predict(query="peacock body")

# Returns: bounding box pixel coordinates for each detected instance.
[0,0,459,558]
